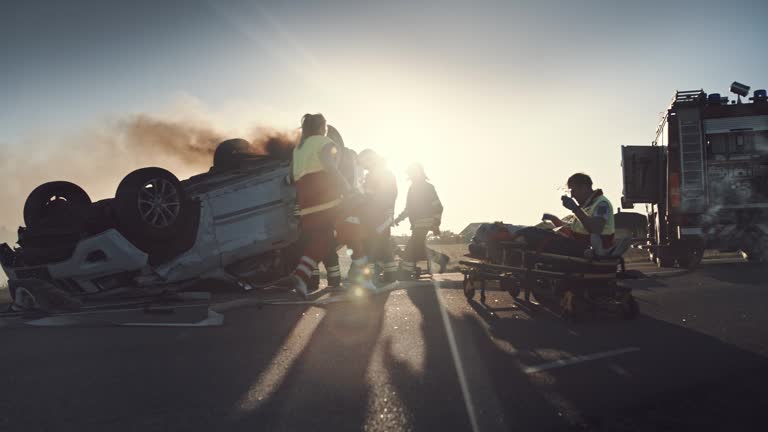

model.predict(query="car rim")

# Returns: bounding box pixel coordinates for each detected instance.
[138,178,181,228]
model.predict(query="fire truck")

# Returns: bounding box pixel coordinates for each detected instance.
[621,82,768,268]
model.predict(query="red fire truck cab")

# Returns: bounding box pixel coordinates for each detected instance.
[622,82,768,267]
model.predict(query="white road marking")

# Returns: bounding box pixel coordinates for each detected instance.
[23,309,224,327]
[120,310,224,327]
[523,347,640,374]
[434,281,481,432]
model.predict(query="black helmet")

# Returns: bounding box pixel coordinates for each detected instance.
[326,124,345,147]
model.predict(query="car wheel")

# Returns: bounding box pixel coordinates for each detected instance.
[23,181,91,228]
[213,138,251,171]
[115,168,190,253]
[676,248,704,269]
[621,295,639,320]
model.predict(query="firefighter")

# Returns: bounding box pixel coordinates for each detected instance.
[283,113,374,297]
[308,124,356,291]
[542,172,615,255]
[393,163,449,279]
[358,149,398,285]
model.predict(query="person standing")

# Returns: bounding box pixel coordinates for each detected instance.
[308,124,356,290]
[285,114,373,297]
[393,163,448,280]
[358,149,399,285]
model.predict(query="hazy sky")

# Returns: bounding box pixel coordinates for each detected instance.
[2,0,767,233]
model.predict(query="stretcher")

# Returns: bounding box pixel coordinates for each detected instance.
[459,237,639,321]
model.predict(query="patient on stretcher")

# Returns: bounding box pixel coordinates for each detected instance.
[468,218,625,264]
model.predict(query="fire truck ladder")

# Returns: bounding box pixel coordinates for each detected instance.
[676,104,707,212]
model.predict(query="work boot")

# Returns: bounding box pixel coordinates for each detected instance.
[326,265,342,290]
[380,271,397,285]
[327,275,342,289]
[347,263,377,292]
[347,263,360,282]
[396,269,414,282]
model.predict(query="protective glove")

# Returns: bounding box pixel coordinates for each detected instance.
[561,195,579,212]
[542,213,557,222]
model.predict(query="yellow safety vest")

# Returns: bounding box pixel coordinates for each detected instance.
[571,193,615,236]
[292,135,334,181]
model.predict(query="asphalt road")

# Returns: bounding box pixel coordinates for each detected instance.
[1,259,767,432]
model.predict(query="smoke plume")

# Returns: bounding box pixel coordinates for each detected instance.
[0,114,298,235]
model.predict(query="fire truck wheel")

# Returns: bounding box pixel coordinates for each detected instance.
[648,250,657,263]
[676,248,704,269]
[740,249,766,263]
[621,296,639,320]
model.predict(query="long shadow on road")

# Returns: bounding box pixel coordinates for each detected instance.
[442,277,768,431]
[229,291,391,432]
[0,303,311,432]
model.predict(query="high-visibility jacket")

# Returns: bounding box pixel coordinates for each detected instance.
[292,136,341,216]
[571,190,615,249]
[397,180,443,230]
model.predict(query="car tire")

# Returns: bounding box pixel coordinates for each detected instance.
[622,296,639,320]
[213,138,251,171]
[23,181,91,228]
[115,167,191,254]
[676,248,704,269]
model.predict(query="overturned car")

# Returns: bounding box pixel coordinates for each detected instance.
[1,138,300,311]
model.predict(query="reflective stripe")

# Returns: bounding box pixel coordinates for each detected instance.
[311,269,320,276]
[383,262,398,272]
[296,264,314,278]
[326,264,341,277]
[401,261,415,270]
[412,217,435,228]
[300,256,318,268]
[297,198,343,216]
[571,194,615,236]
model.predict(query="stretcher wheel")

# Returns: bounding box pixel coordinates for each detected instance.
[501,279,520,299]
[621,295,639,320]
[560,290,583,322]
[463,274,476,301]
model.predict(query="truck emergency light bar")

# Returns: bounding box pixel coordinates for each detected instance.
[731,81,751,98]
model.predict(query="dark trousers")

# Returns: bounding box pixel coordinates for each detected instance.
[322,237,340,269]
[401,228,449,268]
[366,228,395,264]
[403,228,429,262]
